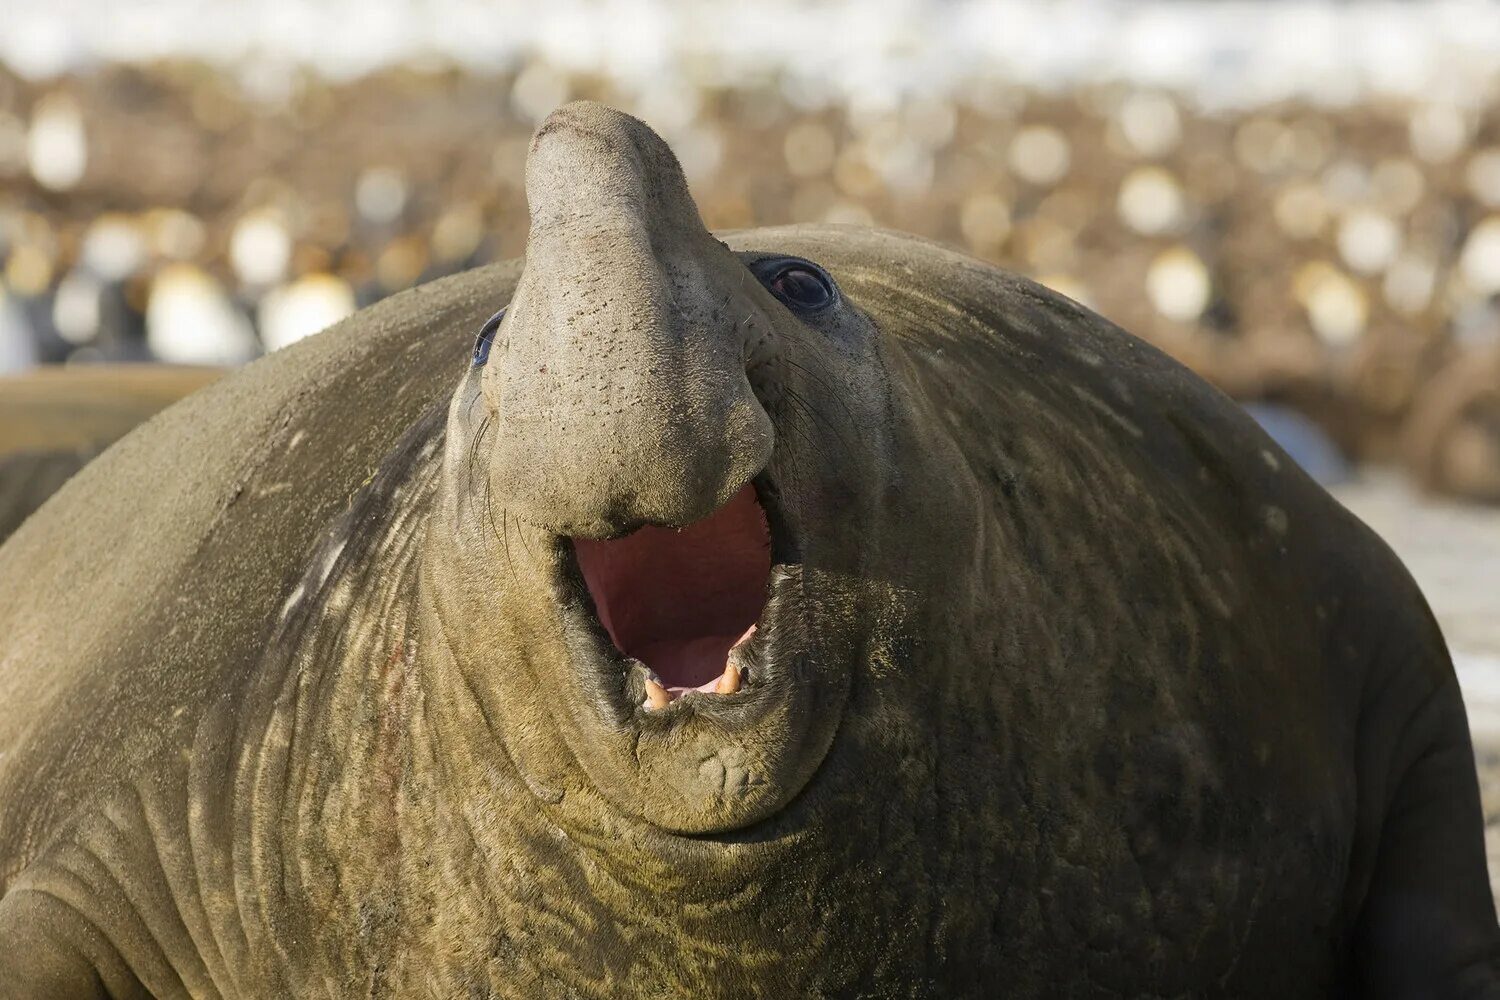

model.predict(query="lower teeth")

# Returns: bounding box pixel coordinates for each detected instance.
[641,660,743,709]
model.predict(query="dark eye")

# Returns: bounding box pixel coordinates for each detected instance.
[751,257,838,312]
[472,308,505,366]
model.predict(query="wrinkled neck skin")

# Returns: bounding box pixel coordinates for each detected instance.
[223,108,997,995]
[240,279,1348,996]
[371,101,1001,996]
[358,335,992,995]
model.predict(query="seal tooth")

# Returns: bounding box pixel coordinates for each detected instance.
[643,677,671,711]
[714,663,742,695]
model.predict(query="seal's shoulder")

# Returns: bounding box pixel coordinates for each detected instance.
[0,262,521,812]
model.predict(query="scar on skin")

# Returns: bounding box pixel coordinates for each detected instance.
[1262,505,1289,536]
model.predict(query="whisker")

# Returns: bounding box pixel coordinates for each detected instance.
[483,478,519,586]
[466,414,493,495]
[513,509,538,563]
[780,356,859,431]
[783,384,853,461]
[778,397,838,470]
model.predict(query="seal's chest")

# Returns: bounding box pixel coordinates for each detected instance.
[974,721,1353,993]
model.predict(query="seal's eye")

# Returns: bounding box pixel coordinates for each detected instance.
[751,257,838,313]
[472,308,505,367]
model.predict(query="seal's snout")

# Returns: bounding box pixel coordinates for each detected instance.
[486,101,775,539]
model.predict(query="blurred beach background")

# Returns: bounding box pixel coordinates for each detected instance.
[0,0,1498,879]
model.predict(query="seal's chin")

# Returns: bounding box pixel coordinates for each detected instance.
[540,473,833,833]
[573,484,771,703]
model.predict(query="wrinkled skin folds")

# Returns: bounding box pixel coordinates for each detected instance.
[0,103,1496,998]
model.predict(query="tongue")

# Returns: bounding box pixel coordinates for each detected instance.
[573,485,771,691]
[638,625,758,693]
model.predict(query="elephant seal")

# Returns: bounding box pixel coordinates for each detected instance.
[0,102,1495,998]
[0,365,221,541]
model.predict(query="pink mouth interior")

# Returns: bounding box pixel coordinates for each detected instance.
[573,485,770,692]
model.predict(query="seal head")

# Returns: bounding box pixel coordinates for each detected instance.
[428,103,960,835]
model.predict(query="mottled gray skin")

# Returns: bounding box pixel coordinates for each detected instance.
[0,103,1496,998]
[0,365,220,542]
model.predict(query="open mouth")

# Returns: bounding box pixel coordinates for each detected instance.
[572,483,774,707]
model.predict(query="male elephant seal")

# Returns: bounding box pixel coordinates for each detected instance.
[0,102,1495,998]
[0,364,221,542]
